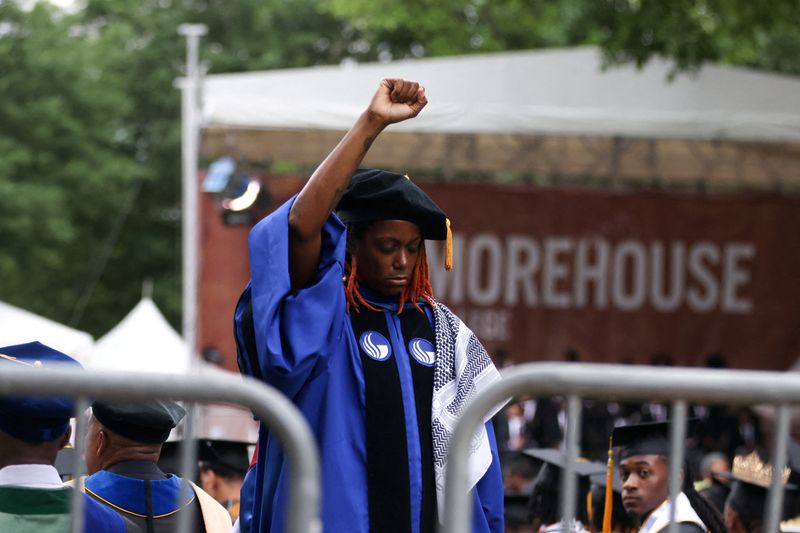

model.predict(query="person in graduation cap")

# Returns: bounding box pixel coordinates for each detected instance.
[83,400,232,533]
[0,341,138,533]
[612,422,725,533]
[198,440,250,521]
[524,448,606,533]
[233,78,505,533]
[723,450,790,533]
[587,472,637,533]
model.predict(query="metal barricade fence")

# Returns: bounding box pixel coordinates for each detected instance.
[0,366,320,533]
[442,363,800,533]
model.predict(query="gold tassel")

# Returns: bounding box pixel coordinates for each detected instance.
[445,218,453,272]
[603,436,614,533]
[586,489,593,524]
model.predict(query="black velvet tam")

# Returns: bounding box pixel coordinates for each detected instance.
[92,399,185,444]
[336,168,448,241]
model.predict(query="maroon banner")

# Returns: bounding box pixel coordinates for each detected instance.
[419,184,800,369]
[199,177,800,371]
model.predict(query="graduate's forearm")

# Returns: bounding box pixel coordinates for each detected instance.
[288,111,387,291]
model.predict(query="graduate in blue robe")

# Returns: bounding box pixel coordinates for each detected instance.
[234,79,504,533]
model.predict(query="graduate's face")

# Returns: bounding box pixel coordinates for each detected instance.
[620,454,669,519]
[353,220,422,296]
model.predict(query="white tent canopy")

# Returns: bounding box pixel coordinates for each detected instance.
[87,296,190,373]
[0,301,94,362]
[202,46,800,142]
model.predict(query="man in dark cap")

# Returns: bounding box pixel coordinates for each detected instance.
[83,400,232,532]
[612,422,725,533]
[234,78,504,533]
[0,341,138,532]
[724,451,790,533]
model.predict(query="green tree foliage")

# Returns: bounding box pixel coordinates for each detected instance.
[0,0,379,337]
[328,0,598,58]
[0,1,139,333]
[590,0,800,75]
[328,0,800,74]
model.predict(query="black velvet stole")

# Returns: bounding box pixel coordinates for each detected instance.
[401,309,437,533]
[350,306,437,533]
[351,308,410,533]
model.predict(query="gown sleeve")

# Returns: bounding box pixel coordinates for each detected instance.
[235,195,348,399]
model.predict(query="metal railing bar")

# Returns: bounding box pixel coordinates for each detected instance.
[492,363,800,404]
[70,396,89,533]
[666,401,687,533]
[765,403,791,533]
[177,404,198,533]
[0,367,320,533]
[559,395,581,528]
[442,363,800,533]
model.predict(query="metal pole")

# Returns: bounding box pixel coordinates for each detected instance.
[176,404,198,533]
[560,395,582,528]
[177,23,207,374]
[176,30,206,532]
[765,404,791,533]
[69,397,89,533]
[666,401,687,533]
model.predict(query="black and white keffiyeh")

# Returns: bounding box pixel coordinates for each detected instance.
[432,302,505,515]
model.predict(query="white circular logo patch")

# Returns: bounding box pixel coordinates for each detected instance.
[359,331,392,361]
[408,338,436,367]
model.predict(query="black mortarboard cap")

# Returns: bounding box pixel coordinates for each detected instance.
[199,439,250,477]
[0,341,82,443]
[523,448,608,478]
[92,399,185,444]
[613,421,677,460]
[590,470,623,494]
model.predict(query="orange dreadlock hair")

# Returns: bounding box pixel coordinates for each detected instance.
[345,244,436,314]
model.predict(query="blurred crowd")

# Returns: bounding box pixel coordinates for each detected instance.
[493,351,799,533]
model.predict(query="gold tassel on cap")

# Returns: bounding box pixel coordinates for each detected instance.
[586,490,593,524]
[445,218,453,272]
[603,436,614,533]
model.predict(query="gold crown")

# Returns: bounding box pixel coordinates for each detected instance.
[733,451,790,488]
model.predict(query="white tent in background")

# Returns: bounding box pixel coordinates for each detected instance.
[87,297,258,442]
[0,300,94,362]
[87,296,190,373]
[203,46,800,142]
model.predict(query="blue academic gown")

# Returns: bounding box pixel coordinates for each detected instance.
[84,463,199,533]
[235,197,504,533]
